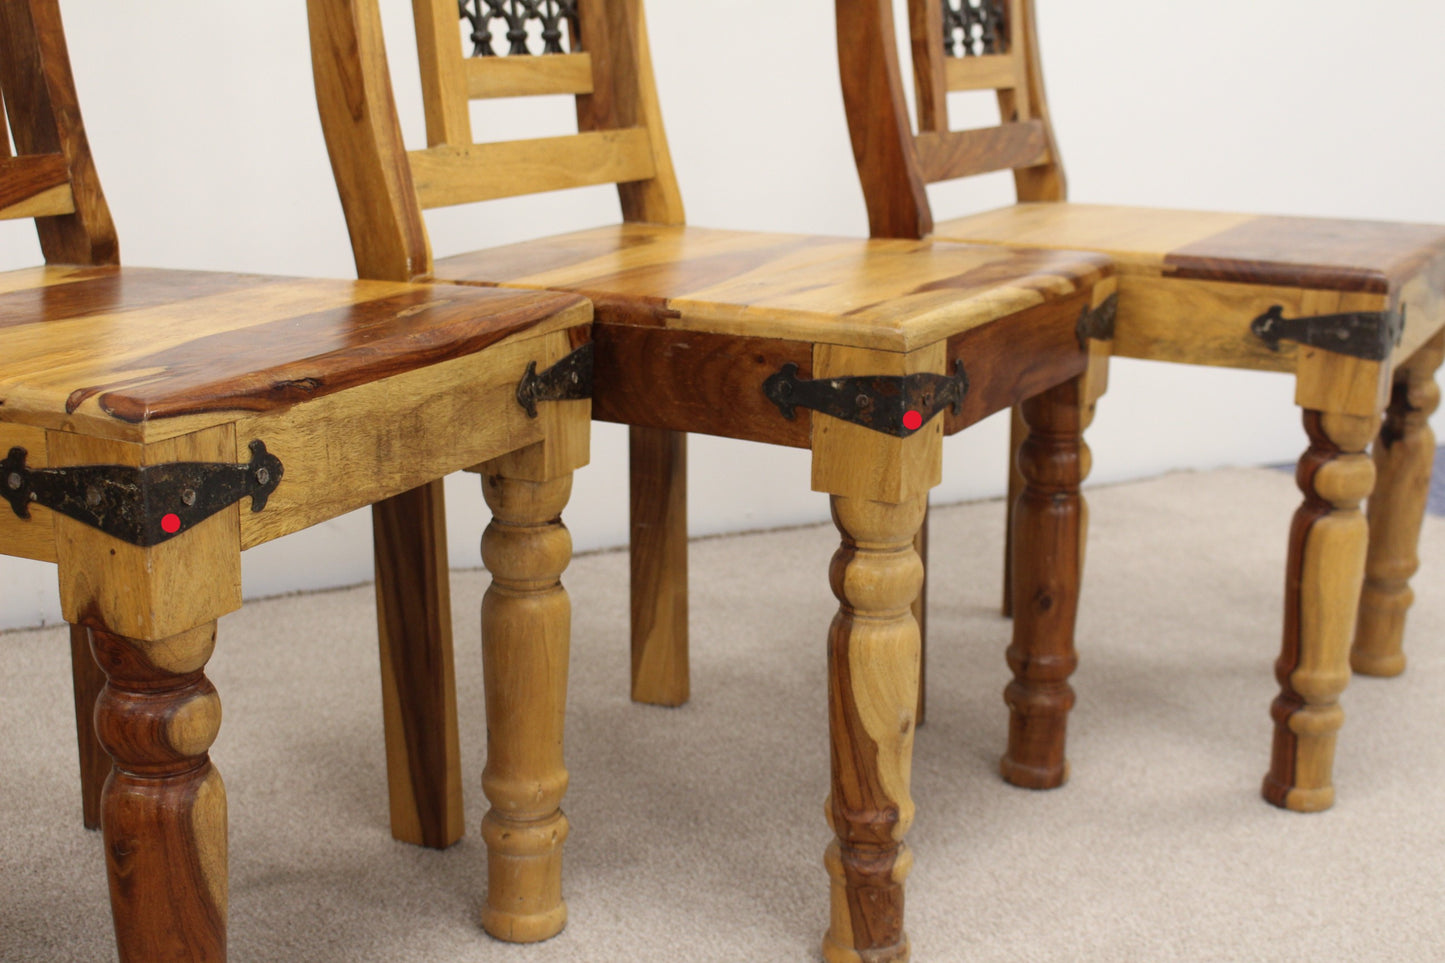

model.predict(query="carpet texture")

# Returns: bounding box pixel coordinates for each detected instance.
[2,466,1443,962]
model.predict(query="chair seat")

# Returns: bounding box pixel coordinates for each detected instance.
[933,203,1445,371]
[0,264,588,439]
[433,223,1111,352]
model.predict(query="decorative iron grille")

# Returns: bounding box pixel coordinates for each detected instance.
[459,0,578,57]
[943,0,1008,57]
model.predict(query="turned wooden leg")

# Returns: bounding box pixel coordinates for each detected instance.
[822,494,925,963]
[91,622,227,962]
[1001,403,1027,617]
[1000,378,1091,790]
[69,622,109,830]
[372,481,464,849]
[1354,332,1445,676]
[479,468,574,942]
[1264,410,1376,812]
[629,426,689,706]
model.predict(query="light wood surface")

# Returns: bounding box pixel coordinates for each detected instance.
[434,223,1111,354]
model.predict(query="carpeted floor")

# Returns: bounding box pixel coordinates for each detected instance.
[2,466,1443,961]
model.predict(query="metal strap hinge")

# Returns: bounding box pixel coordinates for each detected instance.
[1250,304,1405,362]
[1076,293,1118,347]
[516,342,594,417]
[762,360,969,437]
[1,439,283,547]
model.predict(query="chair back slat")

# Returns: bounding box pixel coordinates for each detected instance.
[0,0,116,263]
[408,127,654,208]
[466,52,594,99]
[839,0,1063,239]
[914,120,1047,183]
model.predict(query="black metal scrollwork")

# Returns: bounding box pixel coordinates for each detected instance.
[459,0,578,57]
[943,0,1009,57]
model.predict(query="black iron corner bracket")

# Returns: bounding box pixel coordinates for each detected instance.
[1076,293,1118,347]
[762,360,970,437]
[1,439,283,547]
[516,342,594,418]
[1251,304,1405,362]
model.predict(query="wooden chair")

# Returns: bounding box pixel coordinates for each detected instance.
[308,0,1114,957]
[835,0,1445,813]
[0,1,592,958]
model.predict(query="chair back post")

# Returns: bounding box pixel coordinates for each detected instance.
[0,0,117,265]
[309,0,433,282]
[837,0,1067,238]
[1003,0,1065,202]
[836,0,934,239]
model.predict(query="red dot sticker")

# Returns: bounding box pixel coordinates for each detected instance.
[161,513,182,534]
[902,410,923,431]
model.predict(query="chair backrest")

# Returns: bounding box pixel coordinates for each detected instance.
[836,0,1064,240]
[0,0,116,265]
[309,0,684,283]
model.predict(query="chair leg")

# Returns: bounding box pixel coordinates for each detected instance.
[912,508,927,727]
[1354,331,1445,676]
[1263,409,1376,812]
[372,481,464,849]
[1000,377,1091,790]
[1001,403,1027,617]
[821,493,925,963]
[68,622,109,830]
[629,426,690,706]
[478,467,575,943]
[91,622,227,962]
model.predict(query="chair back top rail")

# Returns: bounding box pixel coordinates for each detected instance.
[837,0,1064,240]
[309,0,683,284]
[0,0,116,265]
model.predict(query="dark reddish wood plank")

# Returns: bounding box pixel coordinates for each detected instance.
[592,323,812,447]
[942,290,1092,433]
[56,285,583,423]
[69,622,108,830]
[1165,216,1445,294]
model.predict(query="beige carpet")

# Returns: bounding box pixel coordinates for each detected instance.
[3,466,1444,962]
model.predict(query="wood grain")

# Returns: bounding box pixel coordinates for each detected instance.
[0,153,74,219]
[1264,411,1377,812]
[0,269,585,441]
[1001,374,1091,788]
[914,122,1049,183]
[373,481,464,848]
[1354,330,1445,675]
[90,622,226,962]
[822,494,926,963]
[68,622,108,830]
[478,466,575,942]
[591,323,812,447]
[628,426,689,706]
[433,223,1112,353]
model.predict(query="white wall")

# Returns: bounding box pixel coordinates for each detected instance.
[3,0,1444,630]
